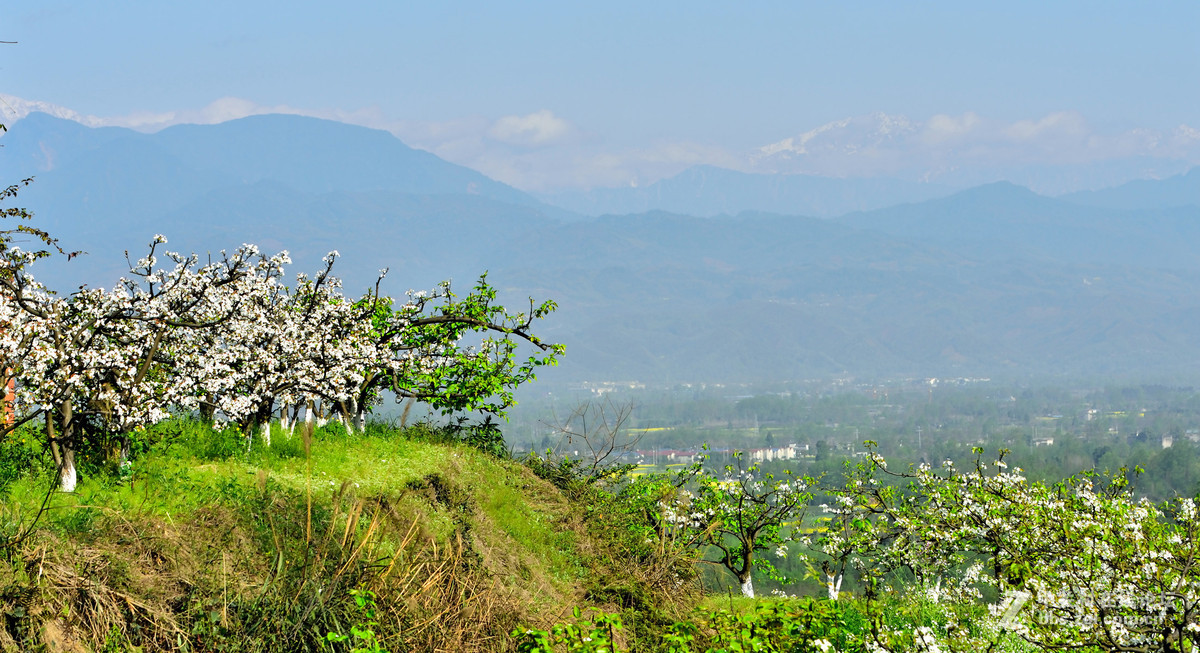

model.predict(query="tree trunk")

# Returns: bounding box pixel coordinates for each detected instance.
[400,397,414,428]
[117,435,132,479]
[740,574,755,598]
[59,398,76,493]
[340,399,358,433]
[826,572,843,601]
[313,400,328,428]
[305,400,315,432]
[258,399,274,447]
[199,393,216,423]
[737,547,755,597]
[46,410,61,468]
[60,446,77,493]
[354,405,365,433]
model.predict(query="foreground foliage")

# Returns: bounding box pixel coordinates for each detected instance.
[3,414,1200,651]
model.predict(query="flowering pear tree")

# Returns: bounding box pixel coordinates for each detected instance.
[1,234,275,490]
[643,452,816,598]
[141,242,303,439]
[2,200,563,490]
[691,452,816,598]
[818,444,1200,651]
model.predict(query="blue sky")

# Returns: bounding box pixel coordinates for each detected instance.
[4,2,1199,192]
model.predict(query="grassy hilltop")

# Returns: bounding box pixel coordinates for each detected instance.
[0,420,700,652]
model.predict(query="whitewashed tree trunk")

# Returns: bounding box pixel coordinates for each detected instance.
[305,400,315,432]
[118,437,132,478]
[347,397,365,433]
[315,400,328,428]
[57,399,77,492]
[261,416,271,448]
[826,573,843,601]
[740,575,755,598]
[60,446,77,493]
[279,406,290,433]
[341,398,359,433]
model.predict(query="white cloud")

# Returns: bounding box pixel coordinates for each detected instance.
[921,112,983,144]
[1003,111,1088,142]
[487,110,572,147]
[1175,124,1200,145]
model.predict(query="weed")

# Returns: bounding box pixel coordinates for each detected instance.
[512,607,626,653]
[0,427,47,496]
[326,589,390,653]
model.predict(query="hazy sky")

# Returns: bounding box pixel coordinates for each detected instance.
[4,2,1199,192]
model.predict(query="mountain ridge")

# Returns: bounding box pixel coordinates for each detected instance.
[1062,167,1200,211]
[7,114,1200,385]
[539,164,955,218]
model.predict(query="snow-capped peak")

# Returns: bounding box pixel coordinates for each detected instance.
[755,112,917,160]
[0,94,106,128]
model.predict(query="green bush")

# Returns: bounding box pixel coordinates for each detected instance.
[0,428,45,495]
[401,416,510,458]
[175,420,246,461]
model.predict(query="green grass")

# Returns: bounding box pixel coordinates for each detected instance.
[473,458,585,583]
[0,417,655,652]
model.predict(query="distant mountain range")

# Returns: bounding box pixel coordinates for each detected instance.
[1062,167,1200,211]
[0,112,573,285]
[4,112,1200,386]
[754,112,1199,195]
[538,165,955,218]
[539,161,1200,220]
[842,181,1200,269]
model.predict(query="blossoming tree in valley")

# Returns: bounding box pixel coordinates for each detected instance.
[817,444,1200,651]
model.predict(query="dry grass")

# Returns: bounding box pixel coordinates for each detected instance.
[0,476,582,652]
[0,427,702,652]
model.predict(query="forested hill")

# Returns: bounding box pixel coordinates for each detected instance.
[5,113,1200,385]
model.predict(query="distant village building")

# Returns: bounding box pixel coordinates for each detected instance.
[748,443,800,462]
